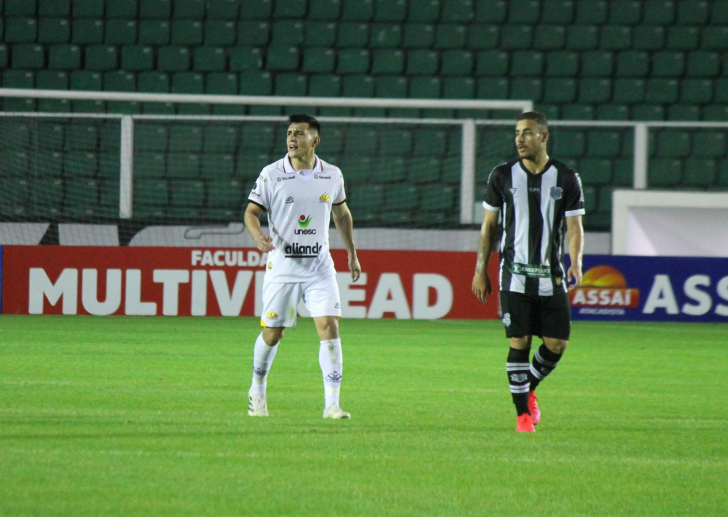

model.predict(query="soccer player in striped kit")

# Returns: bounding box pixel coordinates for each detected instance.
[244,114,361,419]
[472,112,585,432]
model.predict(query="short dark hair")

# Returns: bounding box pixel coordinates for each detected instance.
[516,111,548,132]
[288,114,320,135]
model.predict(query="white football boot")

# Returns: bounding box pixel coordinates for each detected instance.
[323,404,350,419]
[248,393,268,417]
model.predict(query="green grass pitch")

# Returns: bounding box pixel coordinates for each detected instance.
[1,316,726,515]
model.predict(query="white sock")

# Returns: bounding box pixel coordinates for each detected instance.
[250,333,277,396]
[319,338,343,408]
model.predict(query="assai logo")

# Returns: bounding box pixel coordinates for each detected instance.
[570,265,640,316]
[295,215,316,234]
[266,310,279,319]
[319,193,330,202]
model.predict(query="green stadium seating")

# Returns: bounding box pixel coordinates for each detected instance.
[193,47,226,72]
[304,21,337,47]
[72,0,103,17]
[666,26,700,50]
[134,179,169,210]
[580,158,612,185]
[565,25,598,50]
[681,79,713,104]
[542,1,575,24]
[692,131,727,158]
[157,46,189,72]
[301,48,335,73]
[337,22,370,48]
[643,0,676,23]
[171,72,203,93]
[137,72,169,92]
[371,49,404,75]
[575,0,608,23]
[466,24,499,49]
[227,47,261,73]
[170,20,202,45]
[308,0,341,20]
[266,47,299,72]
[600,26,632,51]
[552,130,585,158]
[207,179,243,207]
[32,178,64,216]
[533,25,566,50]
[545,51,578,76]
[434,23,466,49]
[120,46,153,71]
[307,74,340,96]
[48,44,81,69]
[0,45,6,68]
[84,45,118,71]
[172,0,204,18]
[138,20,170,45]
[581,51,614,77]
[135,125,167,153]
[500,25,532,50]
[440,50,473,76]
[477,77,508,99]
[70,70,102,90]
[632,104,664,120]
[510,78,542,102]
[420,184,456,212]
[11,44,44,69]
[442,76,474,99]
[6,0,37,16]
[202,20,236,47]
[561,104,594,120]
[543,78,576,103]
[617,51,649,77]
[39,0,70,16]
[682,158,716,187]
[237,21,270,46]
[687,52,721,77]
[341,0,373,21]
[668,104,701,120]
[596,104,629,120]
[701,27,728,50]
[140,0,171,18]
[203,126,238,154]
[66,151,98,177]
[239,72,273,95]
[370,24,403,48]
[107,0,137,18]
[38,18,71,43]
[105,20,136,45]
[511,51,544,76]
[718,160,728,187]
[72,19,103,44]
[407,76,437,97]
[676,0,709,24]
[274,73,306,96]
[441,0,474,22]
[613,79,645,104]
[656,130,690,158]
[475,50,508,76]
[402,23,435,48]
[405,50,437,75]
[612,158,633,186]
[5,18,37,43]
[633,26,665,50]
[104,71,135,91]
[609,0,642,24]
[651,51,685,77]
[374,0,406,21]
[645,78,679,104]
[587,130,621,157]
[166,153,200,178]
[649,159,682,186]
[337,49,370,74]
[205,73,237,94]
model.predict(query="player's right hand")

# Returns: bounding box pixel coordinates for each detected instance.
[471,272,492,304]
[255,234,275,252]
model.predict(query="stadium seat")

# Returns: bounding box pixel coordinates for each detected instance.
[575,0,608,23]
[106,0,137,18]
[434,23,467,49]
[465,24,499,50]
[682,158,716,187]
[681,79,713,104]
[552,130,585,158]
[340,0,374,21]
[718,160,728,187]
[237,21,270,46]
[374,75,407,97]
[544,51,577,76]
[5,18,38,43]
[85,45,118,72]
[138,20,170,46]
[510,51,544,76]
[72,0,103,17]
[337,23,370,47]
[649,159,682,186]
[613,79,645,104]
[509,78,542,102]
[104,71,135,92]
[407,76,438,98]
[477,77,508,99]
[170,20,202,45]
[562,104,594,121]
[229,47,262,73]
[266,47,300,72]
[508,0,539,23]
[565,25,598,50]
[633,26,665,50]
[47,44,81,70]
[237,72,271,96]
[617,51,649,77]
[632,104,664,120]
[171,72,203,94]
[405,50,437,75]
[692,131,727,158]
[475,50,508,76]
[166,153,200,178]
[643,0,676,23]
[370,24,403,48]
[65,151,98,177]
[687,52,721,77]
[442,77,474,99]
[701,26,728,50]
[651,51,685,77]
[193,47,226,72]
[596,104,629,120]
[373,0,406,21]
[270,20,304,47]
[70,70,102,91]
[205,73,237,95]
[645,79,679,104]
[140,0,171,18]
[172,0,204,18]
[533,25,566,50]
[38,18,71,44]
[580,158,612,185]
[207,179,244,207]
[157,46,189,72]
[307,0,340,20]
[203,126,238,154]
[308,74,341,97]
[39,0,70,16]
[600,26,633,51]
[72,19,103,44]
[137,72,169,93]
[499,25,532,50]
[275,73,307,96]
[135,125,168,153]
[542,1,575,24]
[304,21,337,47]
[586,130,622,158]
[105,20,136,45]
[401,23,435,48]
[371,49,405,75]
[676,0,709,24]
[120,46,152,71]
[580,51,614,77]
[440,50,474,76]
[32,178,64,216]
[609,0,642,24]
[543,78,576,103]
[666,26,700,50]
[11,44,44,69]
[420,184,456,212]
[656,130,690,158]
[702,105,728,121]
[668,104,701,121]
[407,156,441,184]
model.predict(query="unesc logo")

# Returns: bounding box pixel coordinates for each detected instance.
[570,265,640,316]
[295,215,316,234]
[298,215,312,228]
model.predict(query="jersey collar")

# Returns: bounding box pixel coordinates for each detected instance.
[283,154,322,174]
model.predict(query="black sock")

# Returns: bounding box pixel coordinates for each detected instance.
[528,343,563,392]
[506,347,531,416]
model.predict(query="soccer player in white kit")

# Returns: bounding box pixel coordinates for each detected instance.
[244,114,361,419]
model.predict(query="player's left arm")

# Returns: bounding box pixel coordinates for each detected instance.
[565,215,584,290]
[332,202,361,282]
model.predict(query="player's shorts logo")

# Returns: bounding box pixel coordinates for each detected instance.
[550,186,563,200]
[266,311,278,319]
[503,313,511,326]
[285,196,294,204]
[298,215,312,228]
[319,193,330,202]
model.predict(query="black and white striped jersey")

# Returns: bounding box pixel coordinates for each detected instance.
[483,159,585,296]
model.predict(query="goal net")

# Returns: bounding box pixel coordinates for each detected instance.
[0,89,532,248]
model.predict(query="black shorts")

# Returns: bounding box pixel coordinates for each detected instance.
[500,291,571,340]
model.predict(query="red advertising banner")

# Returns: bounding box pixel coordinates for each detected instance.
[1,246,500,319]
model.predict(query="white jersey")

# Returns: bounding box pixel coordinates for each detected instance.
[248,155,346,282]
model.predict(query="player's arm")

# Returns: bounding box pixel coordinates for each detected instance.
[472,208,499,304]
[331,202,361,282]
[244,202,275,252]
[565,215,584,290]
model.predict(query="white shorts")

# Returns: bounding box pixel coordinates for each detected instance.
[261,274,341,327]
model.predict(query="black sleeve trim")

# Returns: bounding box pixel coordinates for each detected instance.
[332,198,347,206]
[247,200,267,211]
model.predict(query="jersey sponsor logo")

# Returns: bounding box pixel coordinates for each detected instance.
[319,193,330,202]
[298,215,312,228]
[249,189,261,198]
[285,196,295,204]
[257,175,266,183]
[266,310,278,319]
[278,176,295,181]
[314,175,331,179]
[285,242,321,258]
[550,186,563,200]
[529,187,540,192]
[510,262,552,278]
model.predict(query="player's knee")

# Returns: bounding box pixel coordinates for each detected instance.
[543,338,568,354]
[315,317,339,340]
[262,328,285,346]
